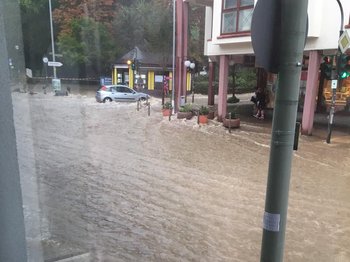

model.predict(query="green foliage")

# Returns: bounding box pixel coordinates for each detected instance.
[233,67,257,93]
[179,104,193,112]
[199,106,209,115]
[188,5,206,69]
[193,75,218,95]
[57,18,118,75]
[113,0,173,70]
[226,107,238,119]
[163,102,172,109]
[193,68,256,95]
[20,0,51,73]
[19,0,206,79]
[20,0,49,13]
[227,95,240,104]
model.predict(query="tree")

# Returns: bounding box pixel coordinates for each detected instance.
[20,0,52,75]
[144,1,173,63]
[53,0,120,35]
[112,0,152,53]
[57,18,118,77]
[188,4,206,72]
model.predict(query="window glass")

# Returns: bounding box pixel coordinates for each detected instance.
[238,8,253,31]
[222,0,253,34]
[124,87,133,93]
[224,0,237,9]
[240,0,254,7]
[222,12,237,34]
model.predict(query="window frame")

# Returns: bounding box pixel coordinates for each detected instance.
[220,0,254,37]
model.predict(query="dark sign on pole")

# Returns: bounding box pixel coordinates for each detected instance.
[251,0,308,74]
[251,0,281,74]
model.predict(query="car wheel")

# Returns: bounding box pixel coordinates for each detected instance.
[103,97,112,103]
[140,97,147,101]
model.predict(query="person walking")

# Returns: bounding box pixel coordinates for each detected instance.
[254,87,266,119]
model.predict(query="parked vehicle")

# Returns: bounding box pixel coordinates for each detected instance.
[95,85,150,103]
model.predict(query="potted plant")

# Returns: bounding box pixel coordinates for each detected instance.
[177,104,193,120]
[223,109,240,128]
[198,106,209,124]
[162,102,172,116]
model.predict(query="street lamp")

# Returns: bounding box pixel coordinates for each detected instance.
[42,56,48,94]
[184,60,195,103]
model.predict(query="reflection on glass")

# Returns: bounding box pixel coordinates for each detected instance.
[240,0,254,7]
[224,0,237,9]
[238,9,253,32]
[222,12,237,34]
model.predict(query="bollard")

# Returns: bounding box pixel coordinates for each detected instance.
[137,100,140,111]
[168,110,171,121]
[192,91,194,103]
[148,102,150,116]
[228,112,232,133]
[197,110,199,125]
[293,122,301,151]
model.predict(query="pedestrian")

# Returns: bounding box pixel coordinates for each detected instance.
[253,87,266,119]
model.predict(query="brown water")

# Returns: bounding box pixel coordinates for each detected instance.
[13,91,350,261]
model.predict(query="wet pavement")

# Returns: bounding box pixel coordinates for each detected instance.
[12,89,350,261]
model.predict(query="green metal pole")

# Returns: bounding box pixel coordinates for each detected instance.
[326,0,344,144]
[260,0,308,261]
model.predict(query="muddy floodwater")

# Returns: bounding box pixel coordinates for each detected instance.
[12,91,350,261]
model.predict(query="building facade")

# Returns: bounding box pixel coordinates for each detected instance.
[177,0,350,134]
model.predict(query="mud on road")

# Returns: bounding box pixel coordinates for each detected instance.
[12,92,350,261]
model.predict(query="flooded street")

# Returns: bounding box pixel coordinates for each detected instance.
[13,92,350,262]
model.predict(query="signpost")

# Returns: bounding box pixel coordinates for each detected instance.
[251,1,309,261]
[48,61,63,67]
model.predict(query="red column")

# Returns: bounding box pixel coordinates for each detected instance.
[175,0,184,111]
[182,2,189,102]
[217,55,229,121]
[301,50,322,135]
[175,0,189,111]
[208,60,215,106]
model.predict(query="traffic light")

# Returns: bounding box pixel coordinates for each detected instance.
[321,56,333,80]
[337,54,350,79]
[131,60,135,71]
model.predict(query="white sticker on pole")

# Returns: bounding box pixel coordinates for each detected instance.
[263,212,280,232]
[331,80,337,89]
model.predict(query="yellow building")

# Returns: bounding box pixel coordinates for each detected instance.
[111,47,176,95]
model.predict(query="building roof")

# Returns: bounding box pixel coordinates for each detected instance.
[114,47,173,68]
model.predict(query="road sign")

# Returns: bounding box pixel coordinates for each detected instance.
[52,78,61,91]
[251,0,308,74]
[339,30,350,53]
[48,61,63,67]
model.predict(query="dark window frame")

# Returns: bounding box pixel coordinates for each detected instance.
[221,0,254,36]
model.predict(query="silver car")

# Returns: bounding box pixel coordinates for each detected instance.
[95,85,150,103]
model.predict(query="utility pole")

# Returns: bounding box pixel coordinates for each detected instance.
[326,0,344,144]
[48,0,57,79]
[260,1,308,261]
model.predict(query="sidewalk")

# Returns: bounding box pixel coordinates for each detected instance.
[190,93,350,135]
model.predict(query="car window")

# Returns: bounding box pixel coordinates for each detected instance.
[117,86,132,93]
[124,87,133,93]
